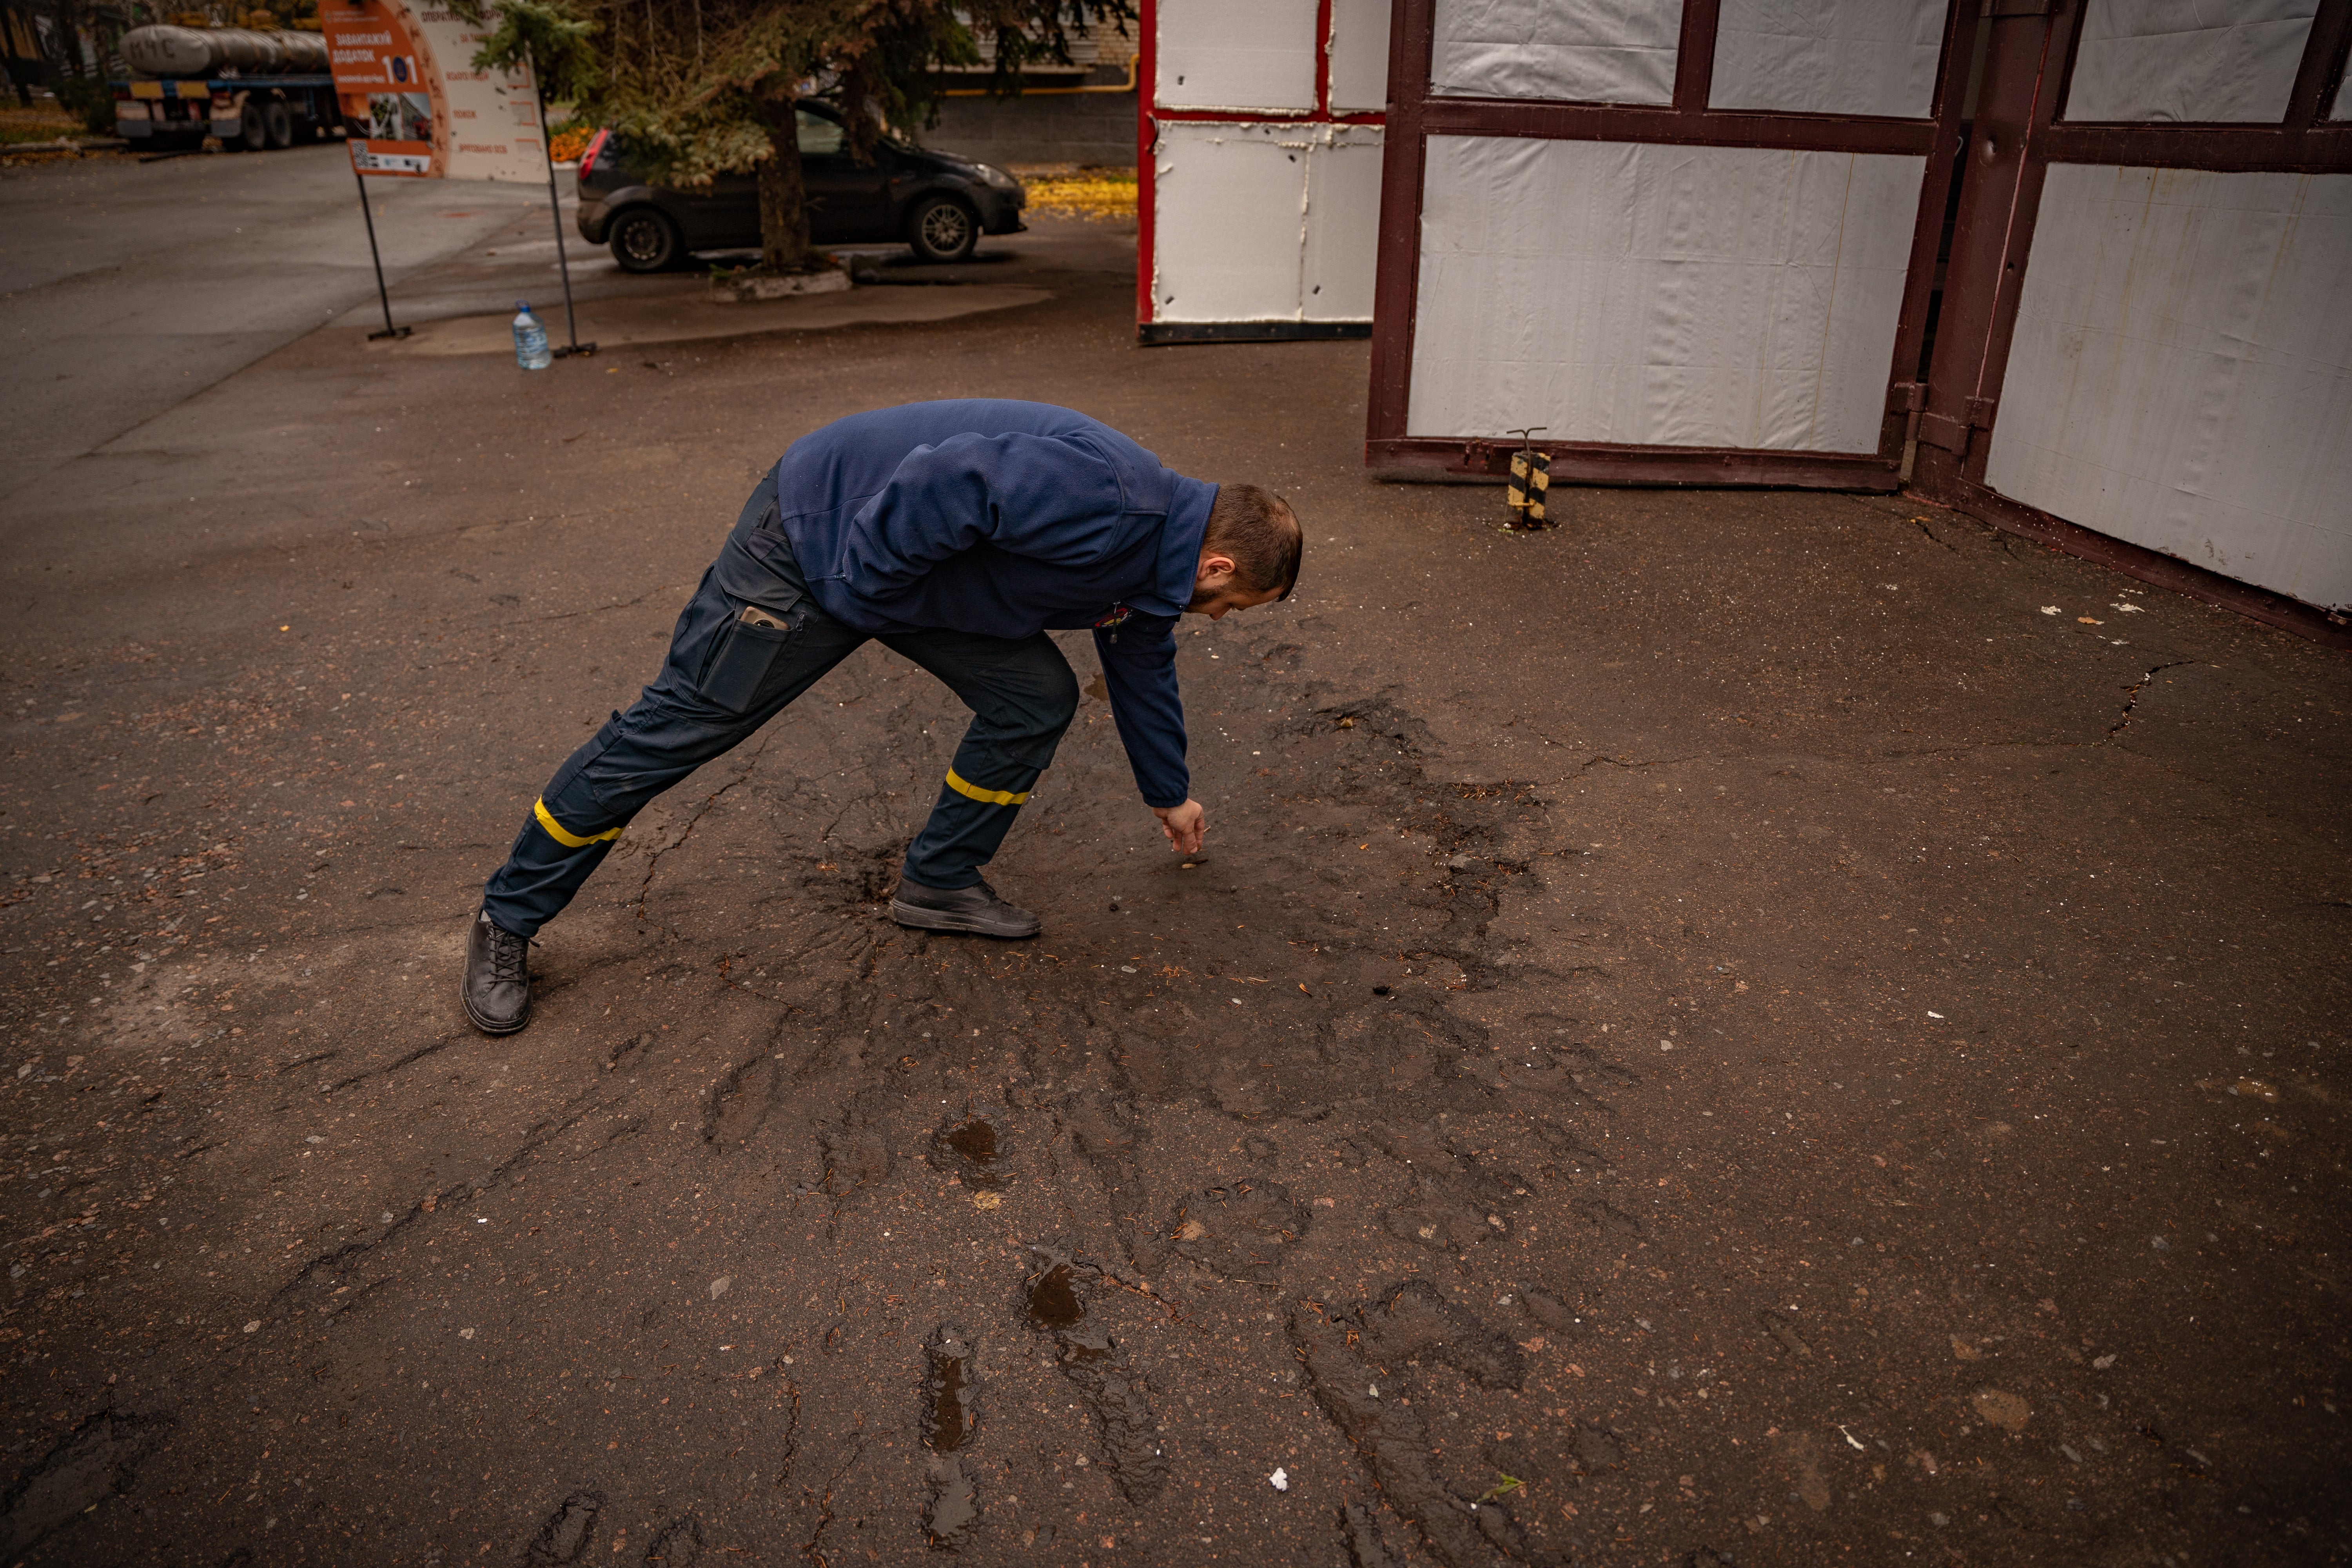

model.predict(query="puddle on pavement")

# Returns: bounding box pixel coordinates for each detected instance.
[931,1113,1011,1189]
[1057,1323,1113,1364]
[1021,1247,1166,1501]
[925,1328,975,1453]
[1027,1264,1085,1330]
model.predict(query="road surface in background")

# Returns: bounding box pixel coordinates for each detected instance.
[0,144,543,505]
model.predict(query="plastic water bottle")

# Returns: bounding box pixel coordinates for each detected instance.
[512,302,552,370]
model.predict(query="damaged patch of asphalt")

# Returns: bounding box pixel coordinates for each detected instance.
[7,567,2341,1568]
[2,628,1708,1566]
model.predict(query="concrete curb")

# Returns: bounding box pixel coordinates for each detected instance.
[710,267,853,303]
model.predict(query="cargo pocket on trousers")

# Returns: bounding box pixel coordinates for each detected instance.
[700,606,796,713]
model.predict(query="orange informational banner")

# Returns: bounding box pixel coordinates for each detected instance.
[321,0,545,181]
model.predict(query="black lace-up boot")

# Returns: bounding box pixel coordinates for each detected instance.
[461,908,534,1034]
[887,877,1041,938]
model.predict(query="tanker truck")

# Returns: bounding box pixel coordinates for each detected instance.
[110,25,339,153]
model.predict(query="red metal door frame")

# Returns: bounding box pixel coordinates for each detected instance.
[1364,0,1978,488]
[1910,0,2352,646]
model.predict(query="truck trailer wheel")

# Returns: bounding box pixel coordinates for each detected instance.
[265,99,293,149]
[236,99,267,151]
[609,208,684,273]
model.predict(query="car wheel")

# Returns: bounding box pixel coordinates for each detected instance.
[609,207,684,272]
[265,99,294,149]
[907,194,978,264]
[236,100,268,151]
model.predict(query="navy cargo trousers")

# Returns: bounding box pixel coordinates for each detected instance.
[479,477,1080,938]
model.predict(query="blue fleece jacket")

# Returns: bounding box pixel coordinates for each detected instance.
[763,399,1214,809]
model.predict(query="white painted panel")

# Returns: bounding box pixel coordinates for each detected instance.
[1153,123,1385,322]
[1156,0,1319,112]
[1984,165,2352,610]
[1152,123,1310,321]
[1709,0,1947,119]
[2066,0,2316,123]
[1328,0,1394,113]
[1302,127,1386,319]
[1431,0,1683,104]
[1406,136,1922,451]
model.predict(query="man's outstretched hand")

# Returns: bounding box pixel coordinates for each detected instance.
[1151,799,1206,856]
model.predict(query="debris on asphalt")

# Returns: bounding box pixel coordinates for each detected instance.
[1971,1390,2031,1432]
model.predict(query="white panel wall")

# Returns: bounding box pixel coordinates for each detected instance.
[1985,165,2352,611]
[1407,136,1922,450]
[1430,0,1684,104]
[1301,127,1386,318]
[2066,0,2317,123]
[1709,0,1947,119]
[1153,123,1386,322]
[1154,125,1308,321]
[1156,0,1320,112]
[1328,0,1394,113]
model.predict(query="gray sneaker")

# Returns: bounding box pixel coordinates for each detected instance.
[888,877,1041,938]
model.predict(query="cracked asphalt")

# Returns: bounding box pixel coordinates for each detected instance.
[2,176,2348,1568]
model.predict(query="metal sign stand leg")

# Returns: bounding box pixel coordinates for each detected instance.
[542,142,594,358]
[530,50,594,361]
[354,163,411,341]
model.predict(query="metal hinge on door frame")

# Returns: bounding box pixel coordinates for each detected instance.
[1916,396,1997,459]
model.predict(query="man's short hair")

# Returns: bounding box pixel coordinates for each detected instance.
[1205,484,1301,599]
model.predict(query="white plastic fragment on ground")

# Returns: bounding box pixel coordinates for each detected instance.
[1269,1466,1289,1491]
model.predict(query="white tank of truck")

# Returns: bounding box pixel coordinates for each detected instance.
[120,24,330,78]
[111,25,340,152]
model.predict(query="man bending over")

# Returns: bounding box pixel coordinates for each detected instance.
[461,398,1301,1036]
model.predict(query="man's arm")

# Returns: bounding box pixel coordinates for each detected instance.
[837,432,1127,603]
[1094,615,1202,851]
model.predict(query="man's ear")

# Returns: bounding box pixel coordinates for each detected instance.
[1200,551,1240,581]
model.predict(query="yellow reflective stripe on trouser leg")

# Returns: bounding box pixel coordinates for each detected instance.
[533,797,623,848]
[943,768,1030,806]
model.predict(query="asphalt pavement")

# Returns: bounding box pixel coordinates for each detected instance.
[0,181,2347,1568]
[0,143,593,506]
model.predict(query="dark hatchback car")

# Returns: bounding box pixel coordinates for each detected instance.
[575,101,1026,271]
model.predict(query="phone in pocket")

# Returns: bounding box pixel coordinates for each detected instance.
[703,603,796,711]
